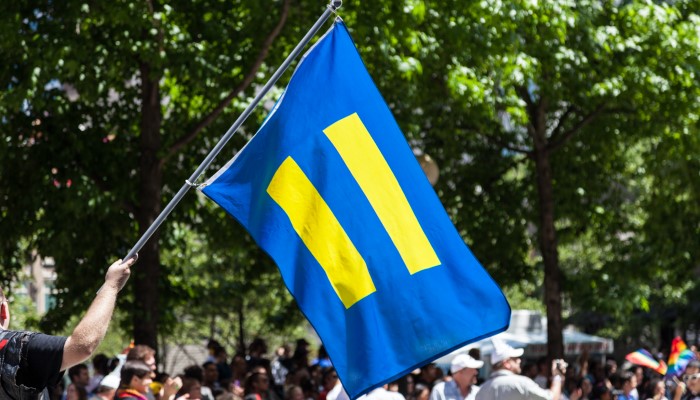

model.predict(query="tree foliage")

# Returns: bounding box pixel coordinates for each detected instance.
[1,0,699,357]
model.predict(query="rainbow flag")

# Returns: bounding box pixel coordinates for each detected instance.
[667,336,697,377]
[625,349,667,375]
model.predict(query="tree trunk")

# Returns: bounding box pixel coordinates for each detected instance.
[133,61,163,350]
[237,298,245,354]
[531,100,564,359]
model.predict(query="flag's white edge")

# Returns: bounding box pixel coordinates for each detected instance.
[201,22,340,189]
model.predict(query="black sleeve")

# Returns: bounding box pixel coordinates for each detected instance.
[15,333,67,390]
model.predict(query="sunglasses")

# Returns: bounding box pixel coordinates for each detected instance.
[685,373,700,382]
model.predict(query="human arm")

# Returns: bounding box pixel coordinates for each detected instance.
[672,378,686,400]
[60,257,134,371]
[548,360,567,400]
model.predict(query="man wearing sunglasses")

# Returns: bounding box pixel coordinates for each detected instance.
[675,373,700,400]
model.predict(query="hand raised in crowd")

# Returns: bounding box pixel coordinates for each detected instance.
[162,376,184,400]
[104,256,136,292]
[551,359,568,377]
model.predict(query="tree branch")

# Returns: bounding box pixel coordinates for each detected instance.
[455,122,532,156]
[546,103,606,153]
[516,85,538,137]
[548,104,576,141]
[160,0,292,167]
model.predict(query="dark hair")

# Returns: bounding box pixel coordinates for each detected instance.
[591,384,612,400]
[184,364,204,382]
[120,360,152,388]
[68,364,88,381]
[92,354,110,375]
[620,371,635,385]
[245,372,268,395]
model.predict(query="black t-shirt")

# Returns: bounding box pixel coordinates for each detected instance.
[15,333,67,390]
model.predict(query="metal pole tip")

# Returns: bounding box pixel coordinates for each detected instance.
[330,0,342,10]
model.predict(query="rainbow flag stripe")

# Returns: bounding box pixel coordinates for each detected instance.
[626,349,667,375]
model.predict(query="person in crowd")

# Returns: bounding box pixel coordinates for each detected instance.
[215,346,234,388]
[203,361,224,397]
[319,368,340,400]
[68,363,91,392]
[177,376,204,400]
[271,345,291,391]
[564,377,583,400]
[364,384,407,400]
[87,354,113,393]
[535,358,550,389]
[117,360,158,400]
[286,385,305,400]
[231,353,250,389]
[247,338,271,371]
[184,364,215,400]
[580,377,593,400]
[416,364,441,389]
[631,366,645,400]
[127,345,158,375]
[590,385,613,400]
[311,345,332,369]
[411,384,431,400]
[126,344,159,400]
[65,383,88,400]
[645,377,668,400]
[292,339,310,372]
[475,338,567,400]
[245,372,271,400]
[118,360,183,400]
[0,257,134,399]
[617,371,638,400]
[675,372,700,400]
[318,367,349,400]
[685,362,700,381]
[430,354,483,400]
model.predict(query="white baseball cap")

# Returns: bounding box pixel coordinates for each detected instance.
[490,338,524,365]
[450,354,484,373]
[99,374,121,389]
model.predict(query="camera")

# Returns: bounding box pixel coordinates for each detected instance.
[553,359,567,374]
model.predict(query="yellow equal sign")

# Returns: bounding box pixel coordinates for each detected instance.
[323,113,441,274]
[267,156,377,309]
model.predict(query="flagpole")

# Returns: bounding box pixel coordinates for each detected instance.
[122,0,342,262]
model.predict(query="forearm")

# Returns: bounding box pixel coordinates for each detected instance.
[61,285,119,370]
[549,376,563,400]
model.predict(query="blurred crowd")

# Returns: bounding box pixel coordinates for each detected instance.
[58,338,700,400]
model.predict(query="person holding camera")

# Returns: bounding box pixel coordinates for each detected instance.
[673,373,700,400]
[475,338,568,400]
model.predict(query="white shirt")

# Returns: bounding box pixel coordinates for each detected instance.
[430,380,480,400]
[327,382,350,400]
[359,387,406,400]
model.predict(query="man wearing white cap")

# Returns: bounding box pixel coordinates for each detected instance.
[475,338,566,400]
[430,354,483,400]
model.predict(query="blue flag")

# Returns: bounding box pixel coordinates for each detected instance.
[202,21,510,399]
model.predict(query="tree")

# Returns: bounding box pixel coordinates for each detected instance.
[363,0,700,358]
[0,0,316,349]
